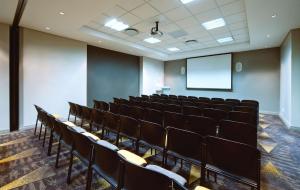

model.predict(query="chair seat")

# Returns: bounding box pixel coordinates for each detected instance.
[118,150,147,166]
[63,121,77,127]
[194,186,210,190]
[67,125,86,133]
[96,140,118,151]
[82,132,100,142]
[145,164,187,186]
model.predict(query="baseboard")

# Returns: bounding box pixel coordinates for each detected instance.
[278,114,291,128]
[260,110,279,115]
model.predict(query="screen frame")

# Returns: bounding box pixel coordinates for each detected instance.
[185,53,233,91]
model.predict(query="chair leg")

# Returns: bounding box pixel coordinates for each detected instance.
[47,131,53,156]
[38,124,43,140]
[34,118,38,135]
[43,127,48,147]
[55,139,61,168]
[101,127,105,139]
[68,111,71,121]
[135,140,139,154]
[67,151,74,184]
[89,123,92,132]
[116,133,120,147]
[86,164,93,190]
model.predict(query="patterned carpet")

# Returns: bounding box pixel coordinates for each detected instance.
[0,114,300,190]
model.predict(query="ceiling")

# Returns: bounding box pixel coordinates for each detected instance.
[0,0,300,61]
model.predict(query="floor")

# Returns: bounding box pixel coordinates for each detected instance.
[0,114,300,190]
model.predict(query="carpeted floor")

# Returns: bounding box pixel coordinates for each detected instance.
[0,114,300,190]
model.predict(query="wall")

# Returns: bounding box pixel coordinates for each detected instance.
[21,28,87,127]
[140,57,164,95]
[87,45,139,106]
[0,23,9,131]
[280,33,292,127]
[165,48,280,114]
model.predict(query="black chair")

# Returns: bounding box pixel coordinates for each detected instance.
[138,120,166,163]
[211,98,224,102]
[109,102,120,114]
[239,102,258,110]
[164,111,186,130]
[86,140,121,190]
[144,108,164,125]
[185,115,217,136]
[178,95,188,101]
[212,104,233,113]
[141,95,149,101]
[90,108,104,131]
[164,104,182,113]
[117,115,140,152]
[81,106,92,128]
[188,96,198,101]
[119,104,131,117]
[198,97,210,103]
[93,100,109,111]
[228,111,257,126]
[182,101,195,107]
[219,120,257,147]
[169,95,178,99]
[34,105,44,135]
[68,102,77,121]
[202,108,227,123]
[204,136,260,190]
[149,102,164,111]
[38,109,48,140]
[47,114,61,156]
[234,106,257,115]
[128,106,144,120]
[113,98,121,104]
[74,104,83,124]
[241,100,259,107]
[120,98,130,105]
[102,112,120,141]
[196,102,211,109]
[225,99,240,103]
[182,106,202,117]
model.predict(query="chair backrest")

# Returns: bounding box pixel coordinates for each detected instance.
[128,106,144,120]
[82,106,92,122]
[149,102,164,111]
[120,98,130,106]
[48,115,60,135]
[93,100,109,111]
[213,104,233,113]
[75,104,83,118]
[144,108,164,125]
[196,102,211,109]
[119,115,140,139]
[164,104,182,113]
[119,104,131,117]
[141,95,149,100]
[166,127,203,162]
[225,99,240,103]
[68,102,77,115]
[140,120,166,149]
[91,109,104,127]
[113,98,121,104]
[241,100,259,107]
[182,106,202,117]
[234,106,257,115]
[188,96,198,100]
[239,102,258,110]
[219,120,257,147]
[169,95,178,99]
[205,136,260,184]
[59,122,74,146]
[202,108,227,123]
[185,115,217,136]
[92,141,120,188]
[182,101,195,107]
[228,111,257,126]
[211,98,224,102]
[103,112,120,132]
[161,94,168,98]
[109,102,120,114]
[71,131,94,161]
[178,95,188,100]
[164,111,186,129]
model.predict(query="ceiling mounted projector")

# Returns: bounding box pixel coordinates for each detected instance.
[151,21,163,37]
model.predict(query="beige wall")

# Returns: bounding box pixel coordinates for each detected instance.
[0,23,9,131]
[20,28,87,127]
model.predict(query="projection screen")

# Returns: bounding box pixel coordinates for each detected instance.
[186,54,232,90]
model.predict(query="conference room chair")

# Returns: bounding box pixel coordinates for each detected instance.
[202,108,228,123]
[138,120,166,163]
[144,108,164,125]
[165,127,204,183]
[178,95,188,100]
[234,106,257,115]
[93,100,109,111]
[119,98,130,106]
[185,115,217,136]
[219,120,257,147]
[167,99,181,105]
[119,104,131,117]
[90,108,104,132]
[198,97,210,102]
[223,100,240,107]
[81,106,93,128]
[86,140,121,190]
[228,111,257,126]
[212,104,233,113]
[68,102,77,122]
[196,102,211,109]
[149,102,164,111]
[74,104,83,125]
[34,105,44,135]
[157,98,168,104]
[242,100,259,106]
[117,115,140,152]
[128,106,144,120]
[225,99,240,103]
[140,101,151,108]
[161,94,168,98]
[141,94,149,100]
[204,136,260,190]
[38,109,49,140]
[182,106,202,117]
[182,101,196,107]
[129,96,137,101]
[102,112,120,141]
[239,102,258,110]
[169,94,178,99]
[188,96,198,100]
[164,111,186,130]
[67,131,99,184]
[211,98,225,102]
[164,104,182,113]
[128,99,141,107]
[42,113,57,148]
[109,102,120,114]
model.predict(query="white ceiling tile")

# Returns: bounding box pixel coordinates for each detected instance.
[160,23,180,32]
[146,14,171,25]
[212,32,232,39]
[103,5,127,17]
[117,0,145,11]
[92,14,111,25]
[224,12,246,24]
[209,26,230,35]
[196,35,215,42]
[196,8,223,23]
[203,40,220,47]
[119,13,141,26]
[185,0,217,15]
[176,17,199,28]
[148,0,182,13]
[184,25,207,35]
[164,7,191,21]
[228,21,247,30]
[131,3,160,20]
[133,22,151,32]
[216,0,239,6]
[220,0,245,16]
[231,28,248,36]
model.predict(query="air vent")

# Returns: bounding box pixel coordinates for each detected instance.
[124,28,139,36]
[185,40,198,45]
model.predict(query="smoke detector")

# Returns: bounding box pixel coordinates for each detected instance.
[124,28,139,36]
[151,21,163,38]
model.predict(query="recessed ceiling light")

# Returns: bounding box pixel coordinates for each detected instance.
[180,0,195,4]
[217,37,233,43]
[59,11,65,15]
[45,27,51,30]
[104,19,129,31]
[144,37,161,44]
[271,13,277,18]
[267,34,271,38]
[202,18,226,30]
[168,47,180,52]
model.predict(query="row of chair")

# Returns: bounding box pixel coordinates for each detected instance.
[66,103,260,189]
[35,105,205,190]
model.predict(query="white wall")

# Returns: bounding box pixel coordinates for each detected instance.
[0,23,9,131]
[21,29,87,127]
[280,33,292,127]
[140,57,164,95]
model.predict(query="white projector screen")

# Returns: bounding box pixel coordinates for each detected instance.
[187,54,232,90]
